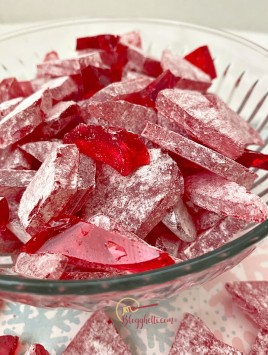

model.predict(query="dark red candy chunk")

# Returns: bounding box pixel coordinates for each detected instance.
[0,78,25,103]
[0,335,19,355]
[0,228,23,253]
[76,34,120,51]
[161,50,211,92]
[63,310,131,355]
[0,196,9,230]
[249,329,268,355]
[82,149,183,238]
[18,144,79,235]
[0,97,23,119]
[14,252,68,280]
[20,141,61,163]
[185,172,268,222]
[184,45,217,79]
[141,122,257,188]
[237,149,268,170]
[225,281,268,330]
[169,313,243,355]
[25,344,50,355]
[64,123,150,176]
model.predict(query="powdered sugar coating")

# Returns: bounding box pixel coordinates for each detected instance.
[249,329,268,355]
[0,97,23,119]
[20,141,61,163]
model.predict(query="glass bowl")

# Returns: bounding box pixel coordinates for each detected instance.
[0,18,267,311]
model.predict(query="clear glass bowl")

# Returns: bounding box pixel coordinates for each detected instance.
[0,19,267,311]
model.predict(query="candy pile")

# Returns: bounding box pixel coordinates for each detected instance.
[0,31,267,280]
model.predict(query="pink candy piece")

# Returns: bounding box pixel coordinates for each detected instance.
[0,196,9,230]
[41,76,79,102]
[249,329,268,355]
[14,252,68,280]
[225,281,268,330]
[0,146,33,170]
[0,78,24,103]
[0,335,19,355]
[0,97,23,118]
[185,172,268,222]
[18,145,79,235]
[141,122,256,188]
[20,141,61,163]
[182,217,246,259]
[43,50,59,62]
[82,149,184,238]
[161,50,211,92]
[0,89,52,149]
[156,89,255,160]
[169,313,243,355]
[63,310,131,355]
[120,31,142,48]
[0,169,36,200]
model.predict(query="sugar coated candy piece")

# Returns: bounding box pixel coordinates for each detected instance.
[25,344,50,355]
[20,141,61,163]
[0,196,9,230]
[40,76,79,101]
[0,97,23,119]
[225,281,268,330]
[249,329,268,355]
[38,220,175,273]
[185,172,268,222]
[237,149,268,170]
[120,31,142,48]
[0,146,33,170]
[82,148,183,238]
[0,335,19,355]
[63,123,150,176]
[0,78,24,103]
[63,310,131,355]
[0,169,36,200]
[14,252,68,280]
[156,89,256,159]
[18,144,79,235]
[141,122,256,188]
[169,313,243,355]
[184,45,217,79]
[7,217,31,243]
[161,50,211,92]
[0,88,52,149]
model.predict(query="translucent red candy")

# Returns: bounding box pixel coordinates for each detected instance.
[76,34,120,52]
[0,97,23,118]
[0,335,19,355]
[237,149,268,170]
[18,145,80,235]
[81,149,183,238]
[63,310,131,355]
[225,281,268,330]
[25,344,50,355]
[14,252,68,280]
[185,172,268,222]
[0,78,25,103]
[249,329,268,355]
[63,123,150,176]
[0,196,9,230]
[141,121,257,188]
[169,313,242,354]
[41,76,79,102]
[184,45,217,79]
[0,228,22,253]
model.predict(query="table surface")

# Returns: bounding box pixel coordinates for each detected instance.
[0,22,267,355]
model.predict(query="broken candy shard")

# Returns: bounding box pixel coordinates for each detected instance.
[63,123,150,176]
[156,89,251,160]
[0,196,9,230]
[120,31,142,48]
[249,329,268,355]
[14,252,68,280]
[0,89,52,149]
[141,122,256,188]
[0,335,19,355]
[18,144,79,235]
[0,145,33,170]
[184,172,268,222]
[0,77,25,103]
[225,281,268,330]
[63,310,131,355]
[81,148,183,238]
[0,228,23,253]
[0,169,36,200]
[40,76,79,102]
[25,344,50,355]
[20,141,61,163]
[184,45,217,79]
[169,313,243,355]
[161,50,211,92]
[76,34,120,51]
[236,149,268,170]
[0,97,23,118]
[38,221,175,272]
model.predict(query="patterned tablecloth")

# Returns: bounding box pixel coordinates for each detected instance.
[0,24,267,354]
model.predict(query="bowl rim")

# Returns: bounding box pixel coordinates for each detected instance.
[0,17,267,296]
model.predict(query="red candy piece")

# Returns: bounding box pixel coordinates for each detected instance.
[7,217,31,243]
[142,122,256,188]
[63,123,150,176]
[169,313,242,354]
[0,78,25,103]
[161,50,211,92]
[0,146,33,170]
[0,97,23,118]
[14,252,68,280]
[237,149,268,170]
[225,281,268,330]
[120,31,142,48]
[0,335,19,355]
[38,220,175,273]
[0,196,9,230]
[76,34,120,52]
[82,149,183,238]
[63,310,131,355]
[20,141,61,163]
[41,76,79,102]
[0,228,23,253]
[0,89,52,149]
[18,145,80,235]
[25,344,50,355]
[185,172,268,222]
[184,45,217,79]
[182,217,246,259]
[249,329,268,355]
[0,169,36,200]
